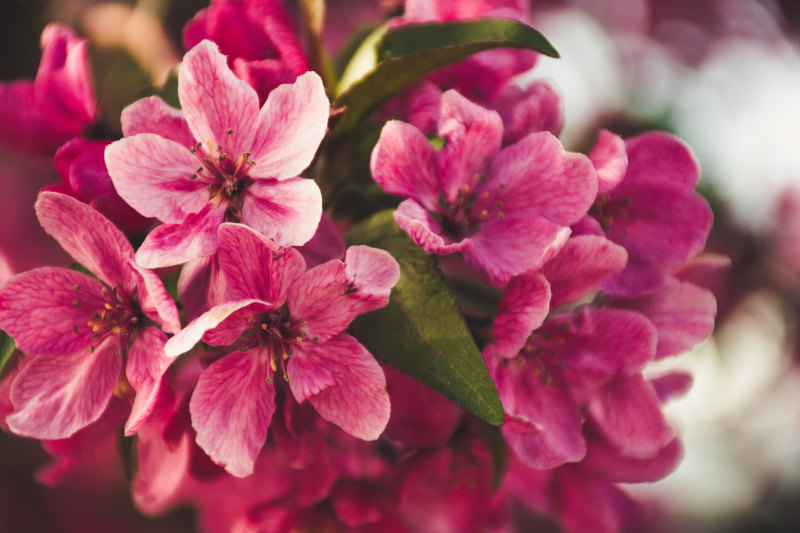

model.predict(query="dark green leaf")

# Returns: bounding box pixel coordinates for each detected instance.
[477,420,508,491]
[377,18,559,61]
[331,18,558,138]
[347,211,504,425]
[0,330,16,380]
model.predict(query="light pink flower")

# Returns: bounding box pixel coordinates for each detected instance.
[0,192,180,440]
[105,40,329,268]
[371,89,596,287]
[164,223,399,477]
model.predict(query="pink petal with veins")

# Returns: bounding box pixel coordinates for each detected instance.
[241,177,322,247]
[7,336,121,440]
[190,349,274,477]
[289,334,389,440]
[178,40,259,155]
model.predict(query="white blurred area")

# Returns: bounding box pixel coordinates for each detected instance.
[636,292,800,517]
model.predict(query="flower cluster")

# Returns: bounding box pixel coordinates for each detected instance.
[0,1,717,532]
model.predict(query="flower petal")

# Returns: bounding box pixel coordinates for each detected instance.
[164,299,270,357]
[287,247,399,343]
[289,334,389,440]
[105,133,209,223]
[124,327,172,435]
[0,267,105,356]
[370,120,440,210]
[612,277,716,359]
[190,349,274,477]
[35,192,136,290]
[492,271,551,358]
[121,96,195,148]
[135,201,227,268]
[217,223,306,302]
[394,199,471,255]
[487,131,597,227]
[467,213,569,287]
[7,336,121,440]
[179,40,259,154]
[590,130,628,194]
[542,235,628,309]
[241,177,322,247]
[588,374,675,459]
[249,71,329,180]
[491,355,586,469]
[436,90,503,203]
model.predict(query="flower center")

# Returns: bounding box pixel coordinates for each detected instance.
[437,173,506,240]
[240,306,308,383]
[188,129,256,216]
[73,284,139,353]
[590,193,630,231]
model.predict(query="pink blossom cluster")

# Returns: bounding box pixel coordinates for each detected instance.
[0,1,718,532]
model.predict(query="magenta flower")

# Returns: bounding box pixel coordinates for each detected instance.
[371,89,596,287]
[44,138,151,237]
[0,24,96,158]
[105,39,329,268]
[486,235,675,469]
[184,0,311,104]
[590,132,714,296]
[0,192,180,440]
[164,223,399,477]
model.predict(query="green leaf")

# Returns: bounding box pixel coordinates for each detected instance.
[346,211,504,425]
[0,330,17,380]
[331,18,558,138]
[377,18,559,61]
[477,420,509,491]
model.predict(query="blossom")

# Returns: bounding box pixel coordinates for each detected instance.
[0,192,180,439]
[183,0,311,103]
[589,131,713,296]
[486,235,675,469]
[0,24,96,158]
[105,39,329,268]
[164,223,399,477]
[44,138,151,237]
[371,89,596,287]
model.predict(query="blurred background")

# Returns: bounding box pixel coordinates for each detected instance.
[1,0,799,531]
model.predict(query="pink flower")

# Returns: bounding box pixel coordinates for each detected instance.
[184,0,311,104]
[105,40,329,268]
[164,223,399,477]
[0,24,96,158]
[486,235,675,469]
[0,192,180,440]
[590,132,713,296]
[371,89,596,287]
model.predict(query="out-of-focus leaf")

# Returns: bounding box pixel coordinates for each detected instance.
[0,330,16,379]
[331,18,558,138]
[347,211,504,426]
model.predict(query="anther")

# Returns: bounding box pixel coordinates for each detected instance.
[73,299,81,307]
[105,303,114,311]
[270,358,277,372]
[226,128,234,135]
[73,325,78,333]
[73,284,81,290]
